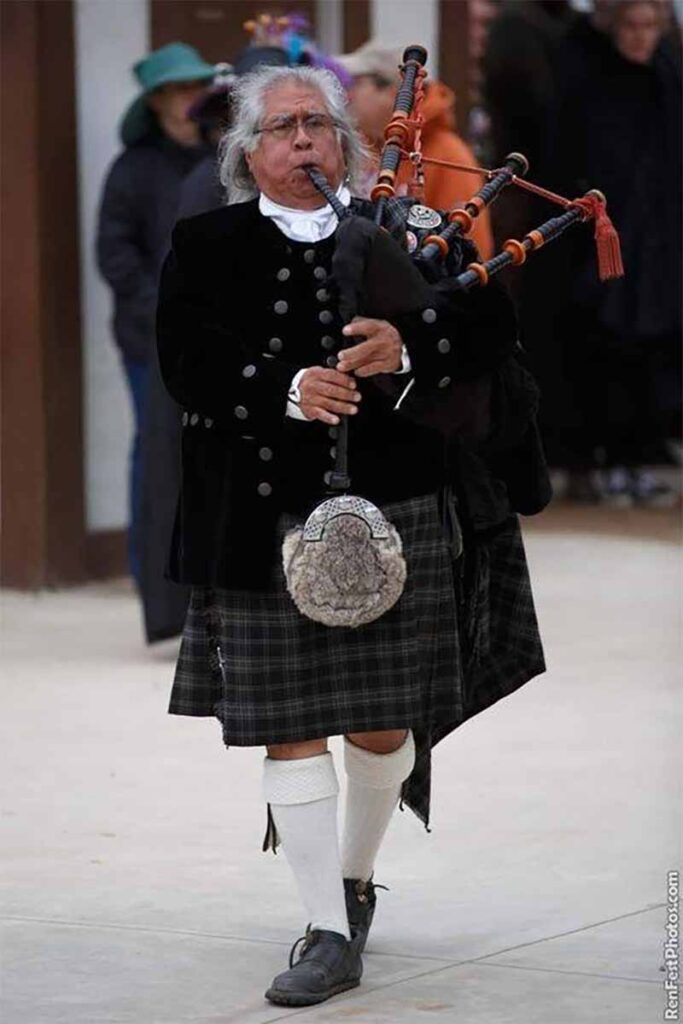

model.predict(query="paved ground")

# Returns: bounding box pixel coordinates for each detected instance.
[1,502,680,1023]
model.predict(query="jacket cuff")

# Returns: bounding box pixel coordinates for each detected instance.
[286,367,313,420]
[394,343,412,374]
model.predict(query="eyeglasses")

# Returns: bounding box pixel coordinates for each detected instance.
[254,113,340,142]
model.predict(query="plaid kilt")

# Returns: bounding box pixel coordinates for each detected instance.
[169,489,545,848]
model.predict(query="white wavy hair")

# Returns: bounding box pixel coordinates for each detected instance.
[217,65,368,204]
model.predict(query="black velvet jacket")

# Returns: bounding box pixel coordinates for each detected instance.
[156,197,537,589]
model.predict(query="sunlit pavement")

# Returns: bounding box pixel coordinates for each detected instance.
[1,500,680,1023]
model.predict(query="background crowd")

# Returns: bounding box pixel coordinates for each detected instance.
[94,1,682,643]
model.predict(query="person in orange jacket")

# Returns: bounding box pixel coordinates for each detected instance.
[337,41,493,259]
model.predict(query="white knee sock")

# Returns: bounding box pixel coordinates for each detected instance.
[341,730,416,883]
[262,751,350,939]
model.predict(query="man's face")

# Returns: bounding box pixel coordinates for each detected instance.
[347,75,397,146]
[246,83,346,209]
[613,2,662,64]
[147,80,207,123]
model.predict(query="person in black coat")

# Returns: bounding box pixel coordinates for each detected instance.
[529,3,682,504]
[157,64,547,1007]
[96,43,214,638]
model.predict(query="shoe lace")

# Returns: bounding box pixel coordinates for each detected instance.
[355,876,390,901]
[288,924,318,969]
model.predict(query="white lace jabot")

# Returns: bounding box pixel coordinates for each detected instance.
[259,184,351,242]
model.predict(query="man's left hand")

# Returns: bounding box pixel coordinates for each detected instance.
[337,317,403,377]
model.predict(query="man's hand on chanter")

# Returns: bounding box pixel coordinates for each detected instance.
[299,367,362,426]
[337,317,403,377]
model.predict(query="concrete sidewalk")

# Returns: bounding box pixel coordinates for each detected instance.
[1,506,680,1023]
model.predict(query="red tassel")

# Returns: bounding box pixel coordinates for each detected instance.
[593,201,624,281]
[572,193,624,282]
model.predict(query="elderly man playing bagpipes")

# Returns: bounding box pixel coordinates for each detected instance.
[156,47,622,1008]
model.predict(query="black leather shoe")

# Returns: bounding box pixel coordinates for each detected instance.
[344,876,389,952]
[265,925,363,1007]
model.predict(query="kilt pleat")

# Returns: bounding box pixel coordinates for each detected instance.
[169,489,545,849]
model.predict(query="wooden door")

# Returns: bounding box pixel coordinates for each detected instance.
[0,0,86,587]
[151,1,318,64]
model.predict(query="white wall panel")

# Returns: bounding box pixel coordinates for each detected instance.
[372,0,438,76]
[316,0,343,55]
[74,0,149,531]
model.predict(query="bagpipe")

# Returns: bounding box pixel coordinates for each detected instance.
[302,43,624,463]
[315,43,624,286]
[282,45,623,629]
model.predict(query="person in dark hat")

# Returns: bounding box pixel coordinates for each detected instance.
[96,43,215,614]
[177,47,290,220]
[156,63,547,1007]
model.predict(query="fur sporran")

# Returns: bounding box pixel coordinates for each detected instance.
[282,495,406,627]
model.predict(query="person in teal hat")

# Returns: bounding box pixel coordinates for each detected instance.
[119,42,217,146]
[96,43,215,628]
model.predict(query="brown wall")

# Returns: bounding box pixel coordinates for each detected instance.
[439,0,472,134]
[343,0,369,52]
[0,1,86,587]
